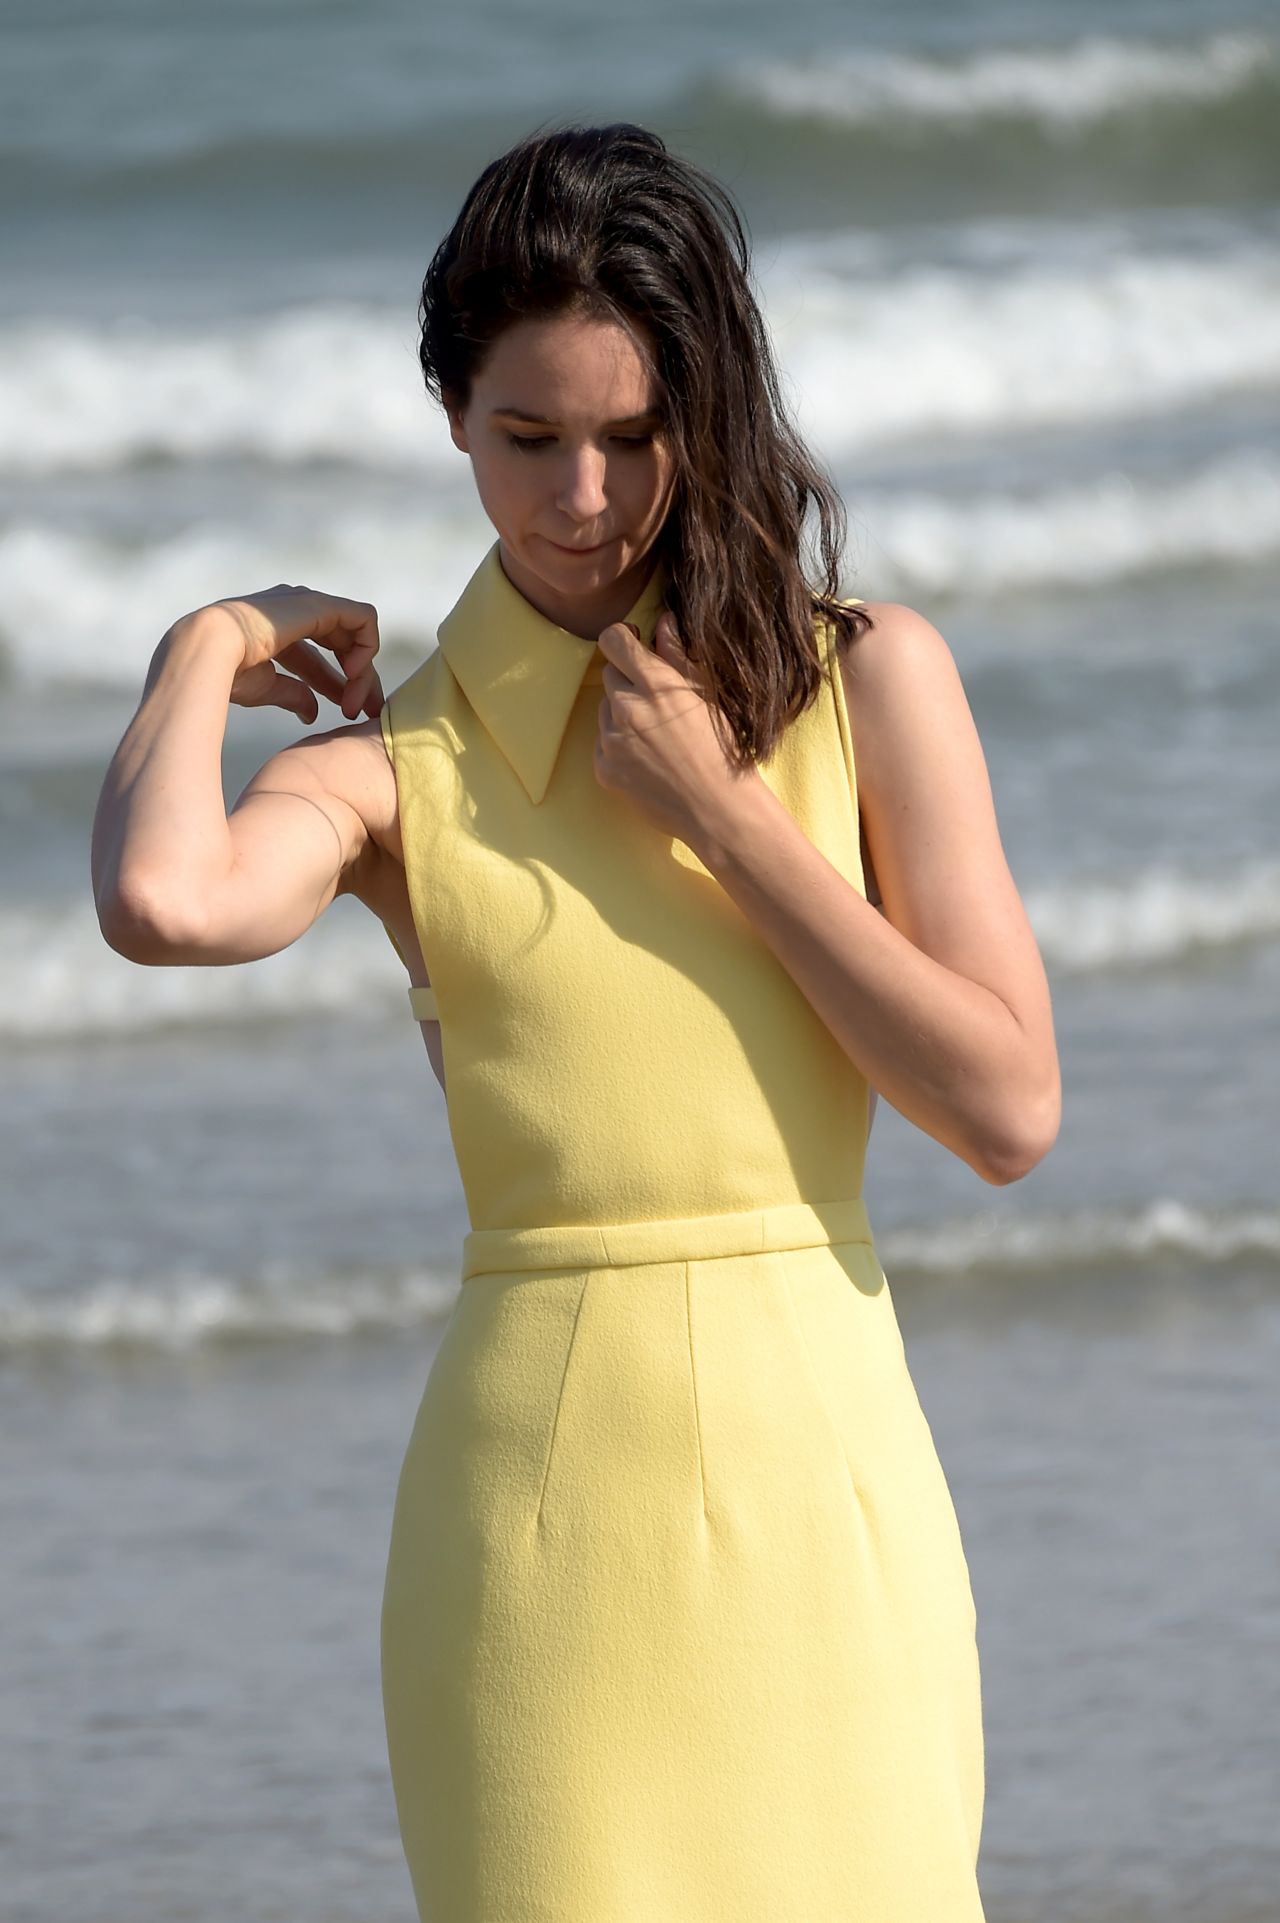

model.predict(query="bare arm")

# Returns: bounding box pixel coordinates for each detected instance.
[92,591,384,962]
[684,604,1061,1186]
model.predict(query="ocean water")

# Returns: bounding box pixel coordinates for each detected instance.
[2,0,1278,1917]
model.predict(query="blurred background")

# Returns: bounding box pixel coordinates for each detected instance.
[3,0,1278,1918]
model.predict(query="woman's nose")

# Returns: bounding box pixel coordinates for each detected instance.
[555,446,609,521]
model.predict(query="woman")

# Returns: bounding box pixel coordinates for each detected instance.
[93,123,1059,1921]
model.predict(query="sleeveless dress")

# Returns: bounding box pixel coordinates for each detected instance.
[376,540,986,1922]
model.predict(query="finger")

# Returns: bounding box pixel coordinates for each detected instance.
[596,618,650,680]
[279,638,384,719]
[265,664,320,724]
[653,610,689,663]
[653,619,691,688]
[653,611,709,694]
[297,594,383,710]
[279,637,349,705]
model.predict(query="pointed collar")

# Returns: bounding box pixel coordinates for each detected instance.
[435,540,669,804]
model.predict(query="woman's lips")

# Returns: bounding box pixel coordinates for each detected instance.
[546,536,612,555]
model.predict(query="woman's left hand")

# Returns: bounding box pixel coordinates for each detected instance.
[594,608,761,848]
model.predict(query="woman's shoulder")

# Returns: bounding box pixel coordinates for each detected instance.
[830,595,978,827]
[831,598,958,694]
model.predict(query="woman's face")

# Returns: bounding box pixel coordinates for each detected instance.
[445,309,678,635]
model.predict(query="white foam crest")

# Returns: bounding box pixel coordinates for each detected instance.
[0,302,453,476]
[0,509,482,689]
[0,1261,457,1352]
[2,449,1277,693]
[4,1199,1275,1354]
[1025,860,1280,972]
[0,898,412,1041]
[880,1197,1280,1277]
[5,855,1280,1046]
[769,236,1280,455]
[3,236,1278,475]
[854,448,1280,594]
[729,30,1274,131]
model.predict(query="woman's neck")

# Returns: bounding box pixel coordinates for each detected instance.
[496,540,661,641]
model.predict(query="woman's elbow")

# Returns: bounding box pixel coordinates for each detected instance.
[979,1069,1062,1186]
[96,874,209,964]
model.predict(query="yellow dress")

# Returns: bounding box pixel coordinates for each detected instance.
[377,541,985,1921]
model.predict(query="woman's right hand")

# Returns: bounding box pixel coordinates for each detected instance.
[202,584,385,725]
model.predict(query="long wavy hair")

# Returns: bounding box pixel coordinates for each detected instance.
[418,121,875,771]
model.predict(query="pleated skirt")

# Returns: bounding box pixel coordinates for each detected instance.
[380,1198,986,1922]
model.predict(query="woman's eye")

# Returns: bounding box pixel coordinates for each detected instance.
[506,434,655,453]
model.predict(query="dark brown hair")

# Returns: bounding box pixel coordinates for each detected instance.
[418,121,874,770]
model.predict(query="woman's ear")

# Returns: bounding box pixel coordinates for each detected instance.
[443,392,470,454]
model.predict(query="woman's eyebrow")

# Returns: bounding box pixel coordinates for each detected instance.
[490,406,660,426]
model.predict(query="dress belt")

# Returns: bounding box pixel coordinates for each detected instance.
[460,1196,874,1282]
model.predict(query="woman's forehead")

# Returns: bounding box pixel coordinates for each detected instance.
[476,312,660,410]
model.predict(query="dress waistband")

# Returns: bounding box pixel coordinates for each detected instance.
[460,1196,873,1282]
